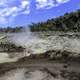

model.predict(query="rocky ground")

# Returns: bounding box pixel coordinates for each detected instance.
[0,55,80,80]
[0,32,80,80]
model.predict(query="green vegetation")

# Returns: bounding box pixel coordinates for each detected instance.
[0,9,80,32]
[0,26,23,33]
[29,9,80,32]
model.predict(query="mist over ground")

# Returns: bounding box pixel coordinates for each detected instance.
[8,27,80,57]
[0,27,80,64]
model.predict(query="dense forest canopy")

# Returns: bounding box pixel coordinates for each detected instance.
[0,9,80,33]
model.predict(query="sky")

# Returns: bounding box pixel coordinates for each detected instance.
[0,0,80,27]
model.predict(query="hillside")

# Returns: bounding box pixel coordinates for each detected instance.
[30,9,80,32]
[0,10,80,33]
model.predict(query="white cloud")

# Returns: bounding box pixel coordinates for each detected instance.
[0,0,71,25]
[20,0,30,14]
[56,0,70,3]
[21,0,29,8]
[36,0,70,9]
[36,0,55,9]
[22,9,30,14]
[0,0,30,25]
[0,7,19,17]
[0,16,8,24]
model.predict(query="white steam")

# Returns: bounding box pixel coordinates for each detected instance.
[8,27,47,55]
[8,27,80,57]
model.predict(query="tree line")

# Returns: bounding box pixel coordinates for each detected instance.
[29,9,80,32]
[0,26,23,33]
[0,9,80,33]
